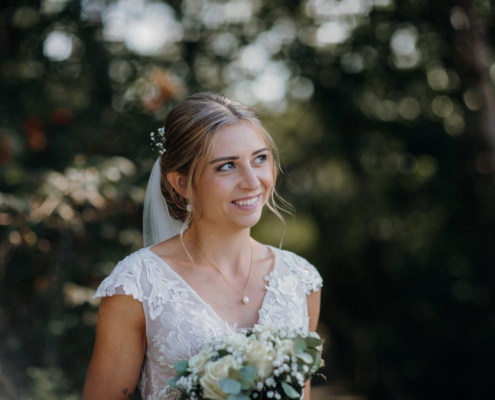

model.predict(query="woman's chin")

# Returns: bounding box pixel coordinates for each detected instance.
[230,213,263,230]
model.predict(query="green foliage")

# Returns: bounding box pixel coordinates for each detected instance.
[292,335,323,368]
[295,353,313,364]
[239,365,257,384]
[226,394,250,400]
[304,336,324,348]
[310,352,322,374]
[167,377,179,389]
[281,382,301,399]
[292,336,307,354]
[218,378,242,395]
[174,360,189,378]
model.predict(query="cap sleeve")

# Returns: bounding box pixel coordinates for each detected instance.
[93,251,145,302]
[280,250,323,295]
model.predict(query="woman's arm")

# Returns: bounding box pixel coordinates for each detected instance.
[308,288,322,332]
[304,288,322,400]
[83,294,147,400]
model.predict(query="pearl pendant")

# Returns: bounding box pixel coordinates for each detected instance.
[242,296,250,305]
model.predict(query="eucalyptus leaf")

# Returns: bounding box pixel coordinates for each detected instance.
[174,360,189,377]
[219,378,242,395]
[306,348,318,360]
[227,395,251,400]
[293,336,307,354]
[311,352,322,373]
[167,376,179,388]
[296,352,313,364]
[281,382,301,399]
[240,365,257,383]
[304,336,324,348]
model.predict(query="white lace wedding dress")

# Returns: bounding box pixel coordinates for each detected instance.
[93,245,323,400]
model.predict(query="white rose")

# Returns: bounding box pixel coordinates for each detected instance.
[189,350,211,373]
[199,355,238,400]
[280,339,295,356]
[244,340,275,378]
[225,332,248,349]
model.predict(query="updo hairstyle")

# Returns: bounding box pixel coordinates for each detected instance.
[159,92,290,228]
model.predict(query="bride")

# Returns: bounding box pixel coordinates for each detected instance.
[83,93,322,400]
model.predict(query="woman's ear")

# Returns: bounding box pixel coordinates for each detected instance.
[166,172,188,198]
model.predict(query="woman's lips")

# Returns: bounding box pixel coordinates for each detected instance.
[231,194,261,209]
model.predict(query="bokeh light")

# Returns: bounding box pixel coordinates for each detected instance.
[43,31,73,61]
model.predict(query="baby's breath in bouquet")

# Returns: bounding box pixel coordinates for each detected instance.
[168,326,325,400]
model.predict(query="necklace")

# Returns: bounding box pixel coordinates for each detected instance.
[189,234,253,305]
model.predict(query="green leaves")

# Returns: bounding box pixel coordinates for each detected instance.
[174,360,189,377]
[296,352,313,364]
[310,352,322,374]
[293,334,324,373]
[227,395,251,400]
[240,365,257,384]
[305,336,324,348]
[219,378,242,394]
[281,382,301,399]
[167,376,179,388]
[221,365,257,396]
[293,336,307,354]
[294,335,324,353]
[168,360,189,388]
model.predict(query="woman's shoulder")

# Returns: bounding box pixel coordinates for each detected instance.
[108,247,154,274]
[271,246,323,295]
[92,247,153,302]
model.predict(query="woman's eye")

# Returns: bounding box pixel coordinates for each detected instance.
[254,154,267,163]
[218,162,235,171]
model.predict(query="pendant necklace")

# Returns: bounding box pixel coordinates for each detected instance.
[190,234,253,305]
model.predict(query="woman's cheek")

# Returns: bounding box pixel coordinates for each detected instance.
[263,170,275,197]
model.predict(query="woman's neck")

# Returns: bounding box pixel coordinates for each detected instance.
[184,224,253,274]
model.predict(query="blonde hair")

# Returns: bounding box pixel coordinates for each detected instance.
[159,92,292,241]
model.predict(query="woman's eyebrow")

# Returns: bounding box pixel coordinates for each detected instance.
[209,147,269,164]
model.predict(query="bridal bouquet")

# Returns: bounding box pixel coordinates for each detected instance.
[168,326,324,400]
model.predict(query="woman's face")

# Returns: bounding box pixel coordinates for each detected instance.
[192,120,275,231]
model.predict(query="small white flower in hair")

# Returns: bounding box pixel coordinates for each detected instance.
[150,127,166,154]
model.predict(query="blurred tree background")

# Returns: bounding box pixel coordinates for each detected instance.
[1,0,495,399]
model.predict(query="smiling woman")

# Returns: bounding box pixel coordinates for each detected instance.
[82,93,323,400]
[189,121,274,232]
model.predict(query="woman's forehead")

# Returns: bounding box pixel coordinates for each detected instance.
[211,121,267,156]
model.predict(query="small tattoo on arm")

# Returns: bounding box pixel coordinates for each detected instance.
[121,388,133,399]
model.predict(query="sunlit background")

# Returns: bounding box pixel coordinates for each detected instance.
[1,0,495,399]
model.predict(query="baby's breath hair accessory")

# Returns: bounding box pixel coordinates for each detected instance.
[150,127,166,154]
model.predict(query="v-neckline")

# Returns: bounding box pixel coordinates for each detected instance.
[144,244,279,330]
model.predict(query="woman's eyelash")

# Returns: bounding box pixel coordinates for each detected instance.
[216,154,268,171]
[217,162,234,171]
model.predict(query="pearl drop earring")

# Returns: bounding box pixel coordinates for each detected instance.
[186,204,192,212]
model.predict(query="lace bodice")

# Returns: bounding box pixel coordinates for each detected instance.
[93,245,323,400]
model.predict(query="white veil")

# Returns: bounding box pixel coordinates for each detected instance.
[143,157,185,247]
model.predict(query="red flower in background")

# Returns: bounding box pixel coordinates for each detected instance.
[24,117,46,152]
[141,68,184,113]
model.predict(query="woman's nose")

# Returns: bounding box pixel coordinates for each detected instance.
[239,165,260,190]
